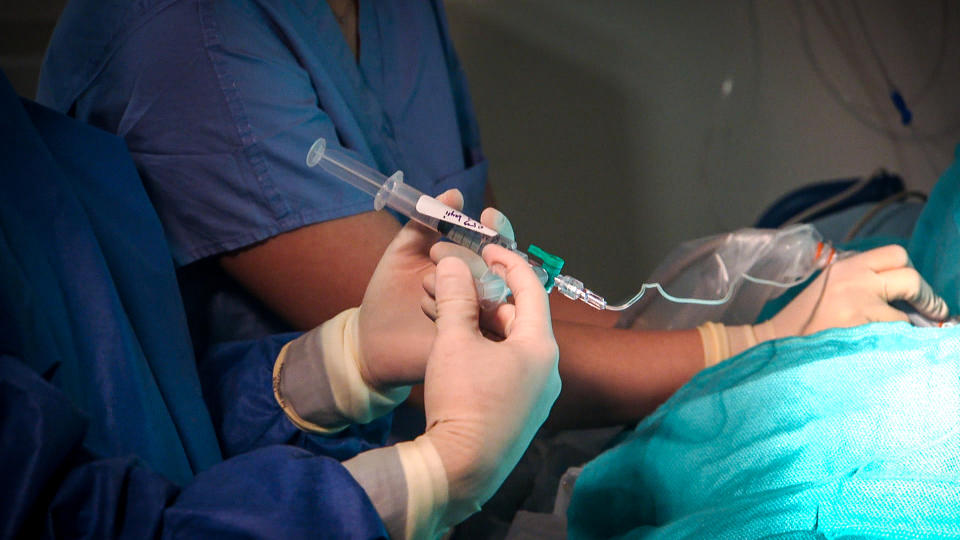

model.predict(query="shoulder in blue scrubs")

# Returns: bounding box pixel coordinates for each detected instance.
[38,0,488,344]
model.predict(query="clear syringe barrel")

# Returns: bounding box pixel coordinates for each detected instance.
[307,138,574,308]
[307,138,516,254]
[376,172,518,253]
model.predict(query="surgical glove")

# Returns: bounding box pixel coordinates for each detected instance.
[358,189,471,389]
[763,244,947,336]
[416,246,561,534]
[273,190,465,432]
[428,207,516,309]
[698,244,949,367]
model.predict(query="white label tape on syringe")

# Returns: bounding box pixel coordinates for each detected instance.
[415,196,497,237]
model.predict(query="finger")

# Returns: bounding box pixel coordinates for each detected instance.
[436,188,465,211]
[430,242,490,279]
[392,189,465,253]
[853,244,910,272]
[879,268,949,320]
[434,257,481,336]
[481,245,552,339]
[480,207,516,241]
[480,301,517,338]
[421,295,438,321]
[422,271,436,299]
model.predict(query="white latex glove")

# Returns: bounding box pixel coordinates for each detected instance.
[273,189,468,432]
[419,246,561,526]
[356,189,468,390]
[761,244,948,338]
[427,207,517,321]
[700,244,949,367]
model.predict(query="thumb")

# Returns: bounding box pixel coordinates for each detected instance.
[434,256,481,337]
[481,245,552,340]
[391,189,465,254]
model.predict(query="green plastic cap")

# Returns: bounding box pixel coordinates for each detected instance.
[527,244,565,292]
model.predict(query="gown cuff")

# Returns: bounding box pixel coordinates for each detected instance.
[343,438,450,540]
[273,308,410,433]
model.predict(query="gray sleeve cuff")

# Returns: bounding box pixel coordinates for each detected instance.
[275,322,349,432]
[343,446,409,539]
[273,308,410,434]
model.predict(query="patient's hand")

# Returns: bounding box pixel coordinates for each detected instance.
[757,244,948,339]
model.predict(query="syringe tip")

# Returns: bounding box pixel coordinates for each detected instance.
[554,274,607,310]
[584,290,606,310]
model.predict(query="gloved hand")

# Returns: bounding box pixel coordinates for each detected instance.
[418,245,561,526]
[427,207,517,320]
[699,244,949,367]
[762,244,947,338]
[273,189,473,432]
[427,207,516,278]
[356,189,468,391]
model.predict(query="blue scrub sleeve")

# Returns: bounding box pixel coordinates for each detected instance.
[70,0,376,266]
[0,354,388,539]
[199,333,392,461]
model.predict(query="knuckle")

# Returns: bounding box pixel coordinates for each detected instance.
[527,340,559,365]
[883,244,909,265]
[909,270,922,289]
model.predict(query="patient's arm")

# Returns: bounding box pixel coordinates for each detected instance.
[549,292,622,326]
[548,324,703,429]
[220,211,401,330]
[543,244,951,429]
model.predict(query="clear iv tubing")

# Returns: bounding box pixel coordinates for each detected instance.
[557,245,836,312]
[598,260,830,311]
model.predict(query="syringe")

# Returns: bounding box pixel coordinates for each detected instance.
[306,138,839,314]
[307,138,580,306]
[307,139,516,254]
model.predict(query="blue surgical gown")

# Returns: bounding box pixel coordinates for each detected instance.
[38,0,488,343]
[1,68,390,537]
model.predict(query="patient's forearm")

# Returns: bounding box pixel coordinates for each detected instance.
[548,291,621,326]
[548,323,704,429]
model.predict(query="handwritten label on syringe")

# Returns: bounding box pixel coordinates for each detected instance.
[416,196,498,237]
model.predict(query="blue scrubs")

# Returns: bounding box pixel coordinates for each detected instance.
[38,0,487,343]
[1,69,390,537]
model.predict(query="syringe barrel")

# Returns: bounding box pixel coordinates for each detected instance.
[308,138,537,307]
[308,137,515,255]
[374,172,423,218]
[307,139,384,198]
[377,171,517,254]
